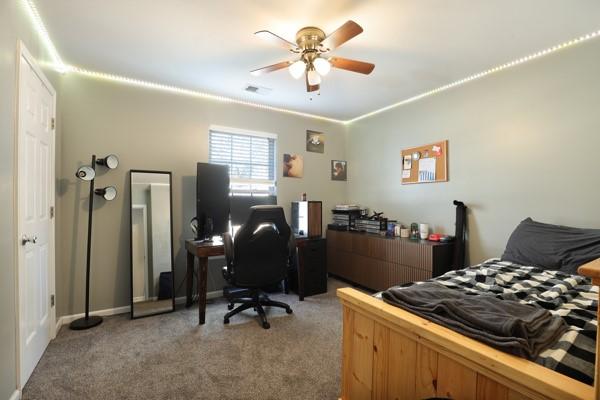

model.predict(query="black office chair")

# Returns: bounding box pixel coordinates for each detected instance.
[222,205,294,329]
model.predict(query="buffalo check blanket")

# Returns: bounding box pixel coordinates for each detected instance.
[380,258,598,385]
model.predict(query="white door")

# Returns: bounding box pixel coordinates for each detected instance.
[17,44,56,387]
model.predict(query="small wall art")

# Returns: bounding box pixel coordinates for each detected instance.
[331,160,347,181]
[306,130,325,153]
[283,153,303,178]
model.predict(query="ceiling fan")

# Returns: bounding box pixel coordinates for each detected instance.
[251,20,375,92]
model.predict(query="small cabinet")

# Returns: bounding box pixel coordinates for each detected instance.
[291,237,327,300]
[326,230,453,291]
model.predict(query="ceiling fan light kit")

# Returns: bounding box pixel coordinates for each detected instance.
[313,57,331,76]
[253,20,375,92]
[289,60,306,79]
[307,68,321,86]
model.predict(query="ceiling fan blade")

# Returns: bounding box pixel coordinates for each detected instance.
[320,20,363,51]
[255,30,298,51]
[305,74,320,92]
[330,57,375,74]
[250,61,291,76]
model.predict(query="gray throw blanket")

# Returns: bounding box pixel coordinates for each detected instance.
[382,282,568,359]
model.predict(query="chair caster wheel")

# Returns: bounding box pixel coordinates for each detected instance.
[262,321,270,329]
[227,304,234,310]
[286,308,293,314]
[224,318,230,324]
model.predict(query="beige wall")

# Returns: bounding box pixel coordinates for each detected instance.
[0,1,61,397]
[346,39,600,265]
[56,73,347,317]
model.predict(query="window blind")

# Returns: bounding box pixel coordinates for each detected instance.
[209,129,276,196]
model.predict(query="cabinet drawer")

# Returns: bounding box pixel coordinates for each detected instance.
[326,229,453,291]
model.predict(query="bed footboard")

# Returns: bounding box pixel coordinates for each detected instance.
[337,286,596,400]
[579,258,600,400]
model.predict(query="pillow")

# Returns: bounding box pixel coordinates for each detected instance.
[501,218,600,275]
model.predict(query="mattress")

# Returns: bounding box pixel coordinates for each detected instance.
[378,258,598,385]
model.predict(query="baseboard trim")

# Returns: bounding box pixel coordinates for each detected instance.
[9,389,21,400]
[56,305,131,330]
[175,290,223,303]
[208,290,224,300]
[56,290,223,330]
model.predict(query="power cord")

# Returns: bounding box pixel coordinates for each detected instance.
[174,267,199,303]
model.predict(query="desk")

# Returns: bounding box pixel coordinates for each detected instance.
[185,237,326,324]
[185,239,224,325]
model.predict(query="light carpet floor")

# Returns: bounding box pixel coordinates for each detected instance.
[23,279,347,400]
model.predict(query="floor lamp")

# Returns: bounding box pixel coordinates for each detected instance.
[70,154,119,330]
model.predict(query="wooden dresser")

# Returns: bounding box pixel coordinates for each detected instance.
[326,229,454,291]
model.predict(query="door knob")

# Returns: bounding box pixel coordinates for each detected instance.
[21,235,37,245]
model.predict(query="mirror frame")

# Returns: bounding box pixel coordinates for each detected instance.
[129,169,175,319]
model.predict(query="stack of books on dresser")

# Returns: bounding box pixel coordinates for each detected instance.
[354,218,388,234]
[329,205,363,231]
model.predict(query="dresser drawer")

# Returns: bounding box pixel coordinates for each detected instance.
[326,229,453,291]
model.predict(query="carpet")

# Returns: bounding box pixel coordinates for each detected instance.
[22,279,346,400]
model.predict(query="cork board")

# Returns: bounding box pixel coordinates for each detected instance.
[401,140,448,184]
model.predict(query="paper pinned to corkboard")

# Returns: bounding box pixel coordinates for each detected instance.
[401,140,448,184]
[418,157,436,182]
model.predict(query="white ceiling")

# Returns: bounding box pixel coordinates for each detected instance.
[37,0,600,120]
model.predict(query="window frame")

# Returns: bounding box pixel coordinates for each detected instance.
[208,125,278,197]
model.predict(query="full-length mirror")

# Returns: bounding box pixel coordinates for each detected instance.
[130,170,174,318]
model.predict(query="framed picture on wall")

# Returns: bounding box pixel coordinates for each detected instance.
[306,130,325,153]
[331,160,347,181]
[283,153,303,178]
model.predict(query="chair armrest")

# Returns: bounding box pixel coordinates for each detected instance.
[223,232,234,269]
[578,258,600,284]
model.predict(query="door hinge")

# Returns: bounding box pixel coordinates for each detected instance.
[50,294,55,307]
[50,206,55,218]
[51,117,55,130]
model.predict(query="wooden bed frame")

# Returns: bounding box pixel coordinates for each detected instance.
[337,258,600,400]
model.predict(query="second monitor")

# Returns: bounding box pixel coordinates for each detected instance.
[196,162,230,240]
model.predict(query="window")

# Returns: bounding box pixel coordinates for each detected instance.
[209,127,277,197]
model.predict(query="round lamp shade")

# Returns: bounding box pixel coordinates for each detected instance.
[97,154,119,169]
[288,60,306,79]
[95,186,117,201]
[313,57,331,76]
[75,166,96,181]
[307,69,321,86]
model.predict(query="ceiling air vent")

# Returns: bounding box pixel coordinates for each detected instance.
[244,84,272,95]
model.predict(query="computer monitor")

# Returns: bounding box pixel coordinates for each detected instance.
[196,163,230,240]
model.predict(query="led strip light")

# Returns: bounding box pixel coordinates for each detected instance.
[22,0,600,125]
[67,66,345,123]
[346,29,600,124]
[22,0,67,73]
